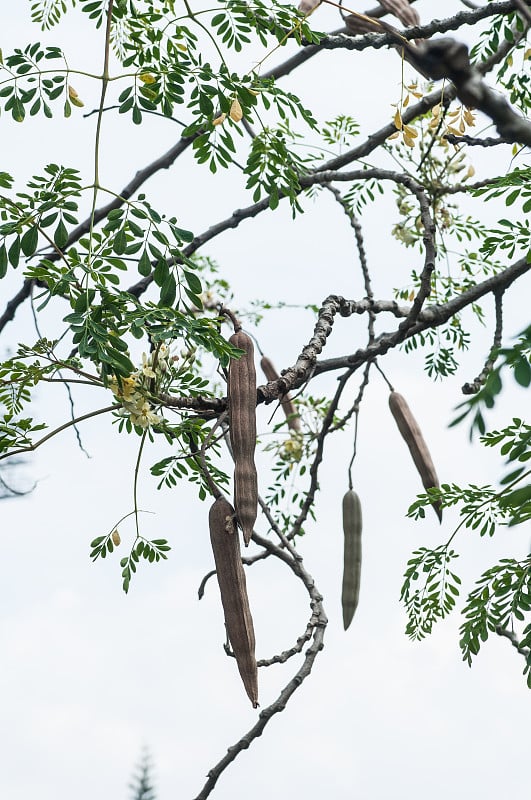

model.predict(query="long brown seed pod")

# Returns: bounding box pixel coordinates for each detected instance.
[388,391,443,522]
[260,355,301,432]
[228,329,258,545]
[209,495,258,707]
[342,489,363,631]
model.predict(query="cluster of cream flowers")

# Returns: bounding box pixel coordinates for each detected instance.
[109,344,171,429]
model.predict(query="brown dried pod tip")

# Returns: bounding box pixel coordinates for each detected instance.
[209,496,258,707]
[260,355,301,433]
[228,329,258,545]
[388,391,443,522]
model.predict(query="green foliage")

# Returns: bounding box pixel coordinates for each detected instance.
[400,546,461,639]
[401,317,471,380]
[403,416,530,671]
[0,43,67,121]
[343,174,385,216]
[245,123,308,212]
[90,526,171,594]
[470,11,530,114]
[150,417,230,501]
[30,0,70,30]
[321,115,360,149]
[0,413,47,453]
[469,11,524,64]
[264,427,314,531]
[0,164,81,270]
[473,166,531,211]
[451,326,531,435]
[460,557,531,686]
[479,217,531,261]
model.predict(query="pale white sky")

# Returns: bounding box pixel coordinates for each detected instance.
[0,2,530,799]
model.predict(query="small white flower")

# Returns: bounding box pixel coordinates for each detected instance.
[130,400,162,429]
[141,352,156,379]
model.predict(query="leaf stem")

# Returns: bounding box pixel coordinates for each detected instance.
[0,404,119,461]
[133,430,148,539]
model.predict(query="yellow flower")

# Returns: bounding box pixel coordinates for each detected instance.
[109,375,139,401]
[130,400,162,429]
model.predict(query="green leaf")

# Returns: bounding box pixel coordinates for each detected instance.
[514,357,531,388]
[138,248,152,276]
[173,226,194,243]
[183,269,202,294]
[12,97,25,122]
[184,288,203,309]
[499,485,531,509]
[0,243,7,278]
[54,219,68,249]
[21,225,39,257]
[107,348,135,376]
[159,273,177,307]
[8,235,21,267]
[113,228,128,255]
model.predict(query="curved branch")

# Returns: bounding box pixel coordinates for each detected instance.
[312,256,530,378]
[319,1,523,52]
[0,279,33,333]
[444,133,513,148]
[326,186,376,340]
[69,134,198,244]
[0,404,119,462]
[406,37,531,146]
[151,256,530,417]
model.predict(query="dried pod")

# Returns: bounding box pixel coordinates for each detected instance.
[260,355,301,433]
[209,495,258,707]
[388,391,442,522]
[228,330,258,545]
[298,0,320,15]
[342,489,362,630]
[379,0,420,27]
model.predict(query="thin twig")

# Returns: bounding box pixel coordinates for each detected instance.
[0,404,119,462]
[444,133,513,147]
[326,186,376,339]
[462,289,505,394]
[291,366,356,537]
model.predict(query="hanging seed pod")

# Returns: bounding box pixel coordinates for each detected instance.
[260,355,301,432]
[209,495,258,707]
[228,330,258,545]
[388,391,442,522]
[342,489,363,630]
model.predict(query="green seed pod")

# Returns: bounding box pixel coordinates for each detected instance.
[342,489,362,631]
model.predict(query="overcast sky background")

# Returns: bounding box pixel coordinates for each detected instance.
[1,2,530,799]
